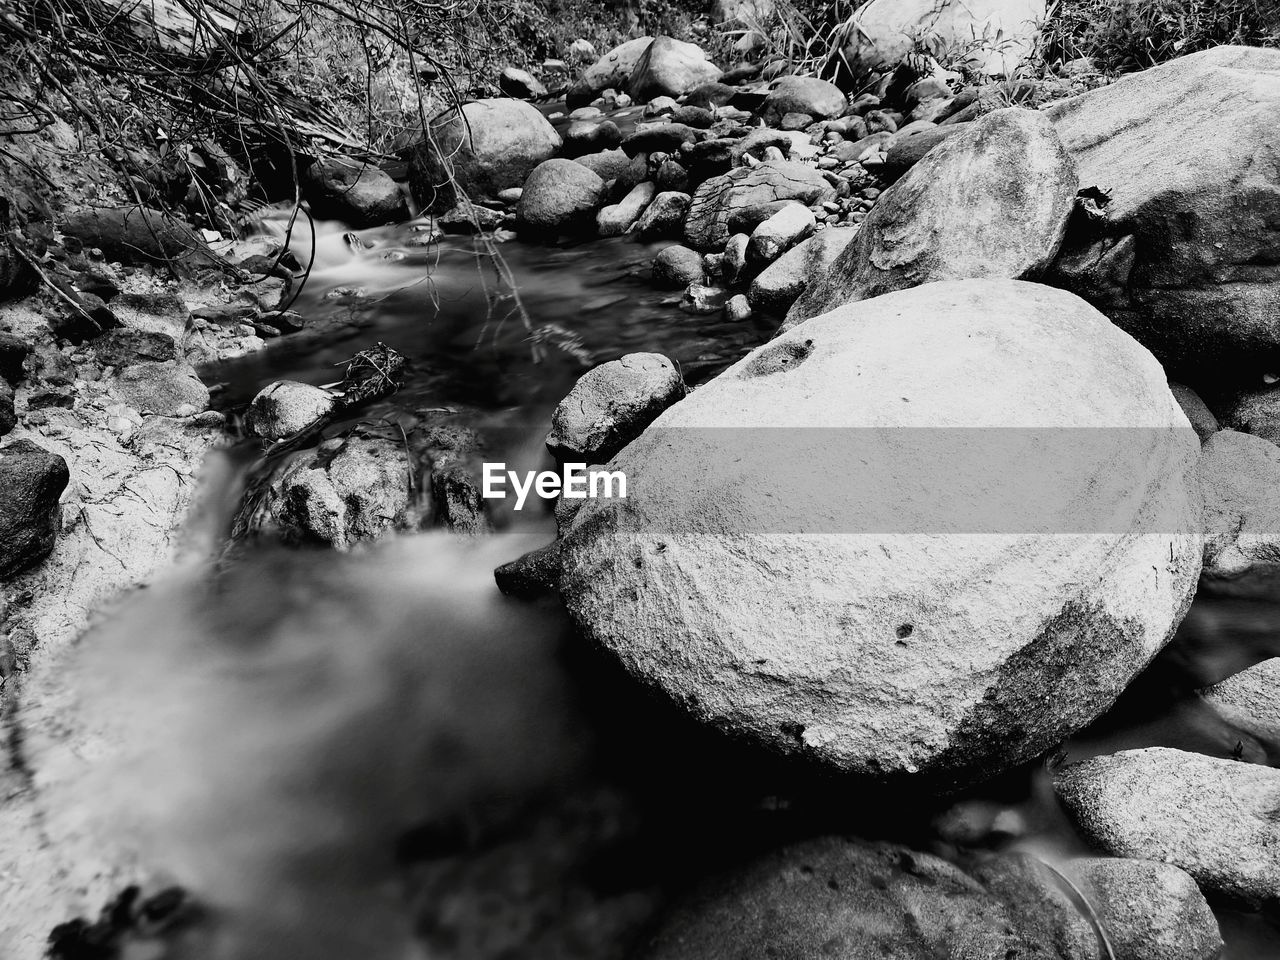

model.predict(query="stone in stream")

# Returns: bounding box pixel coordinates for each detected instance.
[1045,46,1280,389]
[248,435,422,549]
[545,353,686,465]
[597,181,656,237]
[0,439,69,579]
[684,160,835,251]
[1222,386,1280,447]
[724,294,752,322]
[90,329,177,368]
[407,99,561,213]
[651,244,704,288]
[629,36,722,102]
[563,119,623,157]
[635,835,1133,960]
[786,108,1076,330]
[759,76,846,126]
[498,65,546,99]
[244,380,338,441]
[110,361,209,417]
[748,225,858,312]
[1197,430,1280,580]
[1201,657,1280,744]
[301,158,407,227]
[1065,858,1223,960]
[829,0,1045,80]
[494,540,562,598]
[634,191,691,240]
[569,36,654,108]
[1055,747,1280,907]
[746,202,814,267]
[558,280,1202,790]
[1169,382,1217,442]
[621,122,703,157]
[880,123,970,179]
[516,159,606,235]
[721,232,750,284]
[573,149,648,192]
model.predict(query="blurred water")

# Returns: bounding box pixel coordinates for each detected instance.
[55,218,1280,958]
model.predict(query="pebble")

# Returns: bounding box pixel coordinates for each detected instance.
[725,294,752,322]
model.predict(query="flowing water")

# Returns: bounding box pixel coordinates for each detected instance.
[58,217,1280,958]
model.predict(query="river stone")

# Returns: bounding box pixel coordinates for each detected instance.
[634,191,691,240]
[573,149,648,192]
[652,245,704,288]
[564,119,622,158]
[570,37,654,107]
[881,123,970,179]
[1201,658,1280,743]
[60,205,218,268]
[1222,386,1280,446]
[749,226,858,311]
[684,160,835,251]
[516,159,606,234]
[252,436,418,549]
[1169,382,1217,441]
[786,108,1076,329]
[629,37,722,102]
[245,380,337,441]
[0,439,68,579]
[559,280,1202,789]
[408,99,561,213]
[636,835,1083,960]
[111,361,209,416]
[1055,747,1280,907]
[1067,859,1222,960]
[597,181,656,236]
[546,353,686,465]
[498,66,546,99]
[90,328,177,367]
[1045,46,1280,389]
[759,77,846,126]
[494,540,562,598]
[1198,430,1280,580]
[746,202,814,266]
[302,158,407,227]
[830,0,1046,80]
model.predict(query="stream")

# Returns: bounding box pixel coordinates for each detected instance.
[63,216,1280,959]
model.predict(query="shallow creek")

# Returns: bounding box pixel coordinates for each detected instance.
[63,217,1280,959]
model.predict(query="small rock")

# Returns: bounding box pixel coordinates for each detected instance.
[111,361,210,416]
[746,202,815,266]
[722,233,750,284]
[682,283,727,314]
[499,66,547,99]
[634,191,691,240]
[0,333,31,383]
[725,294,752,322]
[494,541,562,598]
[91,329,177,367]
[496,187,524,204]
[564,119,623,157]
[0,439,69,579]
[244,380,338,440]
[546,353,686,464]
[597,181,657,236]
[652,244,705,288]
[759,76,845,126]
[516,159,606,234]
[1170,382,1218,440]
[1201,657,1280,743]
[0,380,14,436]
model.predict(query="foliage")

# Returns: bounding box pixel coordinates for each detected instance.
[1041,0,1280,73]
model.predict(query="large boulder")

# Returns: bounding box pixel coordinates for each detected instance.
[407,99,561,213]
[684,160,835,251]
[559,280,1202,790]
[748,226,857,312]
[759,76,847,126]
[302,158,407,227]
[516,159,606,234]
[829,0,1046,81]
[1045,46,1280,389]
[570,37,654,107]
[546,353,686,465]
[1055,747,1280,907]
[1201,657,1280,743]
[786,108,1076,328]
[629,37,722,102]
[0,439,69,579]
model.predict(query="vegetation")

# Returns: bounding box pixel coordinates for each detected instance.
[1042,0,1280,72]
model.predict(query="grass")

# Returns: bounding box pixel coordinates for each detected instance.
[1041,0,1280,73]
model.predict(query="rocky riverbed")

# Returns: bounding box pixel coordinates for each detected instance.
[4,5,1280,959]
